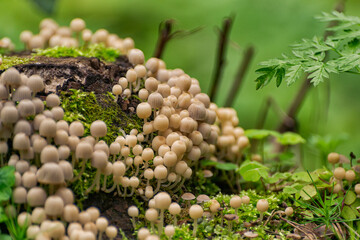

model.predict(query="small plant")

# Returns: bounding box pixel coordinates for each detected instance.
[255,11,360,89]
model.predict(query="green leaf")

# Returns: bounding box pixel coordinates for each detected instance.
[276,67,285,87]
[244,129,278,140]
[238,160,269,182]
[215,163,238,171]
[344,191,357,205]
[0,234,12,240]
[200,160,218,167]
[0,166,15,202]
[300,185,317,200]
[265,172,291,184]
[341,205,357,220]
[292,171,319,183]
[285,64,303,86]
[275,132,305,145]
[283,183,304,195]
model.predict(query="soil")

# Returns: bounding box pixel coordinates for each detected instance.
[7,55,139,238]
[83,192,138,239]
[7,55,132,94]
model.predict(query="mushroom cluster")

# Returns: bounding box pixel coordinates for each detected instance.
[327,152,359,193]
[0,68,118,239]
[0,37,15,50]
[19,18,135,53]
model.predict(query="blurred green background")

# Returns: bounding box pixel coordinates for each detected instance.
[1,0,360,170]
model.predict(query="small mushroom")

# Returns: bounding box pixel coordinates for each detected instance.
[189,204,203,237]
[224,214,239,231]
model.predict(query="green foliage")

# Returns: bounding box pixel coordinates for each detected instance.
[238,160,269,182]
[0,207,27,240]
[0,166,15,202]
[60,89,142,145]
[255,11,360,89]
[0,55,35,71]
[245,129,305,145]
[34,44,121,62]
[201,160,237,171]
[294,172,345,236]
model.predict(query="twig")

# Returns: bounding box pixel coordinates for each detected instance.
[224,46,254,107]
[209,16,234,102]
[153,20,174,59]
[277,0,346,133]
[153,20,203,59]
[279,216,317,240]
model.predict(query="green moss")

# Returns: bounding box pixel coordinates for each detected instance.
[61,89,143,144]
[33,44,121,62]
[0,55,35,70]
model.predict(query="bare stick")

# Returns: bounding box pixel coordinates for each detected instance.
[209,16,233,102]
[153,20,174,59]
[224,46,254,107]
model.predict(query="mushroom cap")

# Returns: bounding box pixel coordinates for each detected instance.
[327,152,340,164]
[334,167,346,180]
[86,207,100,222]
[128,206,139,217]
[230,196,242,208]
[39,118,57,138]
[69,121,84,137]
[224,214,239,221]
[1,105,19,124]
[44,196,64,217]
[59,160,73,180]
[244,231,259,238]
[256,199,269,213]
[127,49,145,65]
[154,192,172,210]
[182,193,196,201]
[90,120,107,138]
[203,170,213,178]
[13,86,32,101]
[46,94,61,108]
[70,18,86,32]
[27,75,45,93]
[55,187,74,205]
[189,204,203,219]
[154,165,167,180]
[112,161,126,176]
[136,102,152,119]
[91,150,108,169]
[148,92,163,109]
[285,207,294,216]
[196,194,210,204]
[17,99,36,117]
[27,187,47,207]
[2,67,21,87]
[145,208,158,222]
[63,204,80,222]
[164,225,175,237]
[13,133,30,150]
[168,202,181,215]
[96,217,109,232]
[36,162,65,185]
[75,141,93,159]
[241,195,250,204]
[40,145,59,164]
[153,114,169,131]
[13,186,27,204]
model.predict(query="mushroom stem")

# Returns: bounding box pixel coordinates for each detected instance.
[167,176,181,190]
[0,154,3,167]
[131,216,136,229]
[135,165,140,176]
[174,215,178,226]
[134,79,141,92]
[116,185,122,196]
[150,222,155,233]
[158,209,164,236]
[71,153,77,168]
[153,180,163,195]
[259,212,264,222]
[101,175,108,191]
[122,187,127,197]
[98,232,103,240]
[220,211,224,227]
[119,128,126,137]
[193,219,198,237]
[128,187,135,197]
[228,221,232,231]
[70,158,87,183]
[173,177,186,192]
[115,95,119,103]
[105,183,117,193]
[85,170,101,195]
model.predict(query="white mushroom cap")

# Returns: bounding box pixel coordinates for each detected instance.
[154,192,171,210]
[127,49,144,65]
[189,204,203,219]
[45,196,64,217]
[90,120,107,138]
